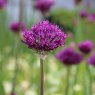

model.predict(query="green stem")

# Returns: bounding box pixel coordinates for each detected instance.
[72,66,79,95]
[0,83,5,95]
[19,0,24,22]
[86,64,92,95]
[11,37,20,95]
[40,58,44,95]
[74,19,84,43]
[11,0,24,93]
[83,68,87,95]
[0,67,5,95]
[65,66,70,95]
[0,51,5,95]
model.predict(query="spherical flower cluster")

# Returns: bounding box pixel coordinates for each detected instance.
[75,0,82,5]
[0,0,7,9]
[79,10,88,19]
[10,22,26,33]
[55,47,83,66]
[11,93,16,95]
[88,53,95,67]
[79,11,95,22]
[22,21,67,52]
[34,0,54,12]
[88,14,95,22]
[79,40,93,54]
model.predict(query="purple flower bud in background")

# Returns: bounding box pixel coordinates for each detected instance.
[34,0,54,12]
[11,93,16,95]
[0,0,7,9]
[79,10,88,18]
[74,0,82,5]
[88,13,95,23]
[22,20,67,52]
[79,40,93,54]
[10,22,26,33]
[55,47,83,66]
[88,53,95,67]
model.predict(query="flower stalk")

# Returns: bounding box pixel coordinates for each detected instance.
[11,36,20,95]
[0,64,5,95]
[86,64,92,95]
[11,0,24,94]
[40,58,44,95]
[65,66,70,95]
[72,66,79,95]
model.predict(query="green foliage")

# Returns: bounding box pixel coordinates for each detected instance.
[48,9,77,33]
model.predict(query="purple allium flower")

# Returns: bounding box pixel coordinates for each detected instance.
[88,53,95,67]
[75,0,82,5]
[0,0,7,9]
[55,47,83,66]
[79,40,93,54]
[88,14,95,22]
[10,22,26,33]
[11,93,16,95]
[22,21,67,53]
[79,10,88,18]
[34,0,54,12]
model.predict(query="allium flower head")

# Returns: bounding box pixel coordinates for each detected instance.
[22,21,67,53]
[34,0,54,12]
[55,47,83,66]
[88,53,95,67]
[79,10,88,18]
[88,14,95,22]
[11,93,16,95]
[10,22,26,33]
[75,0,82,5]
[79,40,93,54]
[0,0,7,9]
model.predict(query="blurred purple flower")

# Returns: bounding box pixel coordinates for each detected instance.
[79,10,88,18]
[79,40,93,54]
[55,47,83,66]
[88,53,95,66]
[34,0,54,12]
[0,0,7,9]
[88,14,95,22]
[22,20,67,52]
[75,0,82,5]
[11,93,16,95]
[10,22,26,33]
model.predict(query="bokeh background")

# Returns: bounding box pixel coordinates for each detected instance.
[0,0,95,95]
